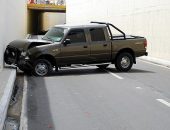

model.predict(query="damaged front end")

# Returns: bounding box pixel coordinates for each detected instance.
[4,38,53,72]
[4,45,32,71]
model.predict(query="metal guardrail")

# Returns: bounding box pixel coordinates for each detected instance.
[28,0,66,5]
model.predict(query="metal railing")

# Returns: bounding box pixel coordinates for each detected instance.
[28,0,65,5]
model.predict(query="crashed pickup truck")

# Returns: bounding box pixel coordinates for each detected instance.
[4,22,148,76]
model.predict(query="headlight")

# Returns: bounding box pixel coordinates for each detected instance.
[21,51,27,57]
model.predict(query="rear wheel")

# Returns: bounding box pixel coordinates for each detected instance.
[115,52,133,72]
[97,64,109,69]
[33,59,52,76]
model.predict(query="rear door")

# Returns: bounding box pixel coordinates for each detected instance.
[89,28,111,62]
[60,29,90,64]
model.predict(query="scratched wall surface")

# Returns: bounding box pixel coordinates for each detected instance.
[0,0,27,71]
[67,0,170,61]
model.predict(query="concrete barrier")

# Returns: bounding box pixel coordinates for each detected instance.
[0,68,16,130]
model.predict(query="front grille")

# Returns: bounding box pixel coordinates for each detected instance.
[4,45,20,65]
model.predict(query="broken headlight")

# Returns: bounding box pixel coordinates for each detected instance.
[21,51,30,60]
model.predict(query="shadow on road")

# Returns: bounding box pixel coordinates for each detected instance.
[27,76,55,130]
[107,68,155,74]
[128,69,155,73]
[44,66,155,77]
[47,68,108,77]
[23,65,155,77]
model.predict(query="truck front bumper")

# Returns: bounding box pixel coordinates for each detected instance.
[4,45,33,70]
[17,58,33,70]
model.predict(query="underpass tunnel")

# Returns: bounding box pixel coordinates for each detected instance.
[27,4,66,35]
[27,10,42,35]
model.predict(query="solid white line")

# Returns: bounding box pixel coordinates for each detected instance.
[105,70,124,79]
[136,87,143,89]
[139,59,170,70]
[20,76,28,130]
[156,99,170,107]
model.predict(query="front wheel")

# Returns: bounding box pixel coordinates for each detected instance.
[33,59,52,76]
[115,52,133,72]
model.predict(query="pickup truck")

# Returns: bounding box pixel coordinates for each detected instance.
[4,22,148,76]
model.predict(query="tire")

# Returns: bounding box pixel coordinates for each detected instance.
[115,52,133,72]
[97,64,109,69]
[33,59,52,76]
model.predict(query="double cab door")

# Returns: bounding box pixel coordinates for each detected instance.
[60,27,111,65]
[60,29,90,64]
[88,28,111,63]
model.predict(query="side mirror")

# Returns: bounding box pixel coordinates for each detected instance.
[63,39,71,46]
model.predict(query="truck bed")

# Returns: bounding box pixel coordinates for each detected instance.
[112,35,144,40]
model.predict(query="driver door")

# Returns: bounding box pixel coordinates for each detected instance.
[60,29,90,64]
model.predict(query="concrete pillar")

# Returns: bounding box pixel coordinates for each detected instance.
[0,0,27,72]
[0,0,6,71]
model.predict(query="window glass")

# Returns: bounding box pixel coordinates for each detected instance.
[90,28,105,41]
[66,29,86,43]
[42,27,66,42]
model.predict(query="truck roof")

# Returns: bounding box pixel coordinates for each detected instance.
[55,23,107,29]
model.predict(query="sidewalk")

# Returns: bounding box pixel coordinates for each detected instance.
[0,67,16,130]
[139,56,170,68]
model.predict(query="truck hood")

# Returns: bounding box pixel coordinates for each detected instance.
[8,39,52,51]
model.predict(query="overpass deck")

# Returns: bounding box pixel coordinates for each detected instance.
[27,4,66,12]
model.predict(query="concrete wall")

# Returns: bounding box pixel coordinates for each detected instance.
[67,0,170,61]
[0,0,27,71]
[42,12,66,31]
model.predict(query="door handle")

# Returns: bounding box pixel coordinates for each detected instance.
[84,45,88,48]
[103,44,107,47]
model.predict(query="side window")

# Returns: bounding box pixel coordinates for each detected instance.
[66,29,86,43]
[90,28,106,41]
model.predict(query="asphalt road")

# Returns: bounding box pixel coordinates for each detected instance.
[26,59,170,130]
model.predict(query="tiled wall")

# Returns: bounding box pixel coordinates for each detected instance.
[67,0,170,60]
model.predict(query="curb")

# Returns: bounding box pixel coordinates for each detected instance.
[19,76,28,130]
[139,56,170,68]
[0,69,16,130]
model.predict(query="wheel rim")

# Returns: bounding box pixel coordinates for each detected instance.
[120,56,130,69]
[35,62,48,76]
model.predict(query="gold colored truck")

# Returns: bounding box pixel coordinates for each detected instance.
[4,22,148,76]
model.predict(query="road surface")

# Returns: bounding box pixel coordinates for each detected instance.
[26,59,170,130]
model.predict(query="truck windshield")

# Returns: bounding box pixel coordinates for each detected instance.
[42,27,67,42]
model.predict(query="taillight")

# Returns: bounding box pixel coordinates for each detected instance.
[144,39,147,48]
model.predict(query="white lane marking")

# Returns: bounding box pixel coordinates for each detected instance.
[105,69,124,79]
[136,87,143,89]
[156,99,170,107]
[139,59,170,70]
[20,76,28,130]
